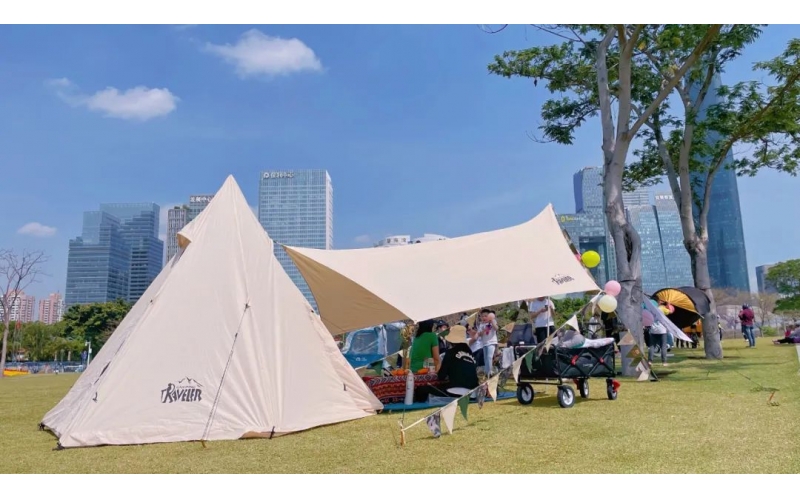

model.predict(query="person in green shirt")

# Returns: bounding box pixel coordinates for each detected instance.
[409,319,441,373]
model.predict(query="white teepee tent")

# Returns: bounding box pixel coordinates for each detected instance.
[41,176,382,449]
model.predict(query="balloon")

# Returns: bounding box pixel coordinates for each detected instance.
[598,295,618,313]
[659,305,671,315]
[603,280,621,296]
[667,303,675,314]
[650,299,658,307]
[642,310,654,327]
[581,250,601,268]
[575,253,582,262]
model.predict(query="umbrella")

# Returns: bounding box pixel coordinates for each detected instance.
[651,287,711,329]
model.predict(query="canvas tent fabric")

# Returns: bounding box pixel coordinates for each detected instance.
[284,204,600,335]
[41,176,382,449]
[651,287,711,329]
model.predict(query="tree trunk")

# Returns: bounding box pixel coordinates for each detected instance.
[605,157,645,352]
[689,241,723,359]
[0,322,10,376]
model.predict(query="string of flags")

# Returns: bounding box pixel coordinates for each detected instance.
[399,292,655,443]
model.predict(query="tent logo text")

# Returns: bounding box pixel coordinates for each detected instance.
[551,274,575,285]
[160,378,203,404]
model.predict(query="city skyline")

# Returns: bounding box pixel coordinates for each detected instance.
[2,25,798,299]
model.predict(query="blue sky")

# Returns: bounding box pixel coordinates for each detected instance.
[1,24,798,301]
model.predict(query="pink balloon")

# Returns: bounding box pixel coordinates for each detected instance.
[604,280,621,297]
[667,303,675,314]
[642,310,655,327]
[575,253,582,262]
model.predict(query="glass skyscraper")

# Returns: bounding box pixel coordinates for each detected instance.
[626,204,667,294]
[559,167,617,285]
[99,203,163,302]
[755,264,777,294]
[654,193,694,289]
[258,170,333,308]
[65,211,131,307]
[690,74,750,291]
[166,195,214,262]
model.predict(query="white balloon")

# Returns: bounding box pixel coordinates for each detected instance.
[598,295,618,313]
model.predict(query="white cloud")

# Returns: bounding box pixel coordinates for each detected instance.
[17,222,57,237]
[354,235,372,244]
[204,29,322,78]
[48,77,179,121]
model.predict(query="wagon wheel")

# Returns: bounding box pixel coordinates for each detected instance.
[516,383,534,405]
[578,379,590,398]
[606,378,618,400]
[557,385,575,408]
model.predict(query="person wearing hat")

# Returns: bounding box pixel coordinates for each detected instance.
[412,325,479,403]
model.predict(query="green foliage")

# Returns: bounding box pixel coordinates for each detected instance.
[766,259,800,297]
[759,326,778,337]
[62,299,132,353]
[775,295,800,314]
[553,297,590,326]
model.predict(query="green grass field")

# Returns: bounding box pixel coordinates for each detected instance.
[1,340,798,474]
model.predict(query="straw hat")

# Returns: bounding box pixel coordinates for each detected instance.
[444,325,468,344]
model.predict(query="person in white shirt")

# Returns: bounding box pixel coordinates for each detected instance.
[474,309,498,376]
[528,297,556,344]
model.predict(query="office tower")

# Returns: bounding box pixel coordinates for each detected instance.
[38,292,65,325]
[560,166,617,285]
[65,211,132,307]
[0,291,36,323]
[755,264,778,294]
[625,205,668,293]
[166,195,214,262]
[654,193,694,288]
[622,186,651,207]
[166,207,188,262]
[99,203,163,302]
[690,74,750,291]
[573,166,604,213]
[258,170,333,308]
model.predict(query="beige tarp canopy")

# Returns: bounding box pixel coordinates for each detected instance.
[284,204,600,335]
[42,176,381,448]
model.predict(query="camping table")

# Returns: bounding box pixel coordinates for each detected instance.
[362,373,447,404]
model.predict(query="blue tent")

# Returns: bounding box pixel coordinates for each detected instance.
[341,322,404,369]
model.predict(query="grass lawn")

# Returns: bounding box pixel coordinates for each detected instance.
[1,340,798,474]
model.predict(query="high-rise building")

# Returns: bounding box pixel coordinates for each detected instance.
[690,74,750,292]
[166,195,214,262]
[573,166,604,213]
[755,264,778,294]
[560,166,617,285]
[258,170,333,308]
[654,193,694,289]
[622,187,651,207]
[38,292,64,325]
[626,204,668,293]
[66,211,131,307]
[0,291,36,323]
[166,206,188,262]
[99,203,163,302]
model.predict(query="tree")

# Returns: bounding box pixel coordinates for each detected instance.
[627,31,800,358]
[754,293,780,330]
[488,24,722,356]
[0,249,48,376]
[766,259,800,297]
[62,299,133,356]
